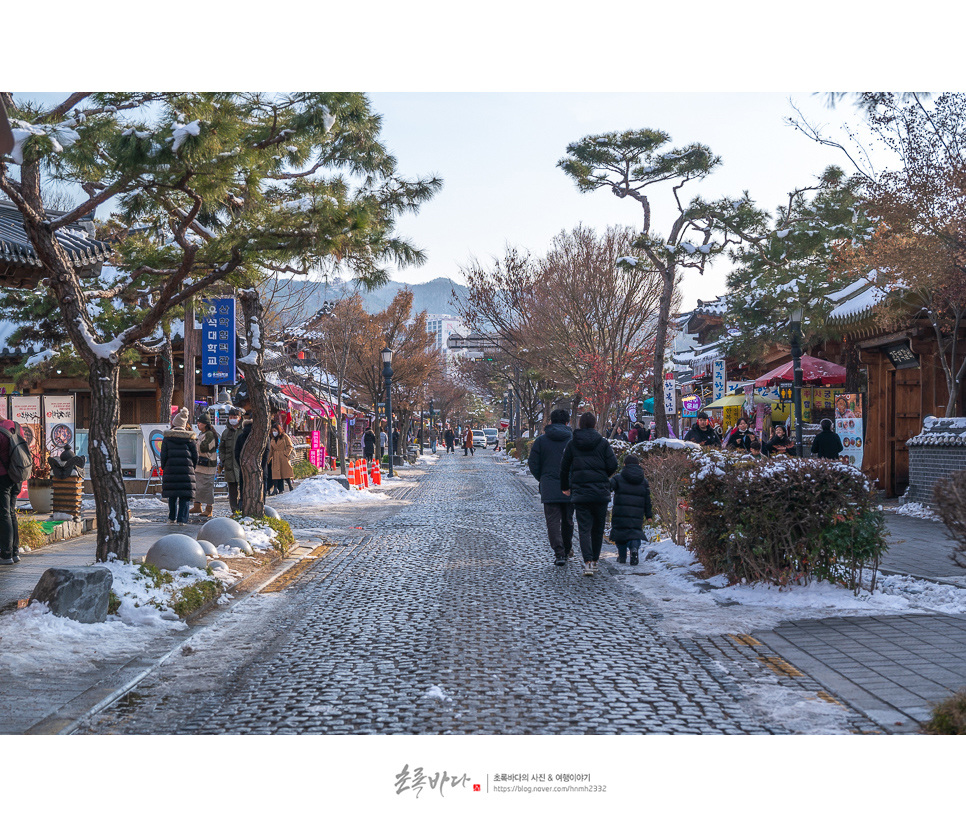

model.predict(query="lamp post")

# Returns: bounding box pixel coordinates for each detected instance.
[790,305,805,457]
[381,346,394,477]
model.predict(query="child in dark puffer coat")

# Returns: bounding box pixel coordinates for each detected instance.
[608,454,653,566]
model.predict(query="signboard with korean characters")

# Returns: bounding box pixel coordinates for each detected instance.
[43,395,75,455]
[200,297,237,386]
[712,359,726,403]
[663,372,676,416]
[836,416,864,469]
[682,394,701,418]
[309,430,326,468]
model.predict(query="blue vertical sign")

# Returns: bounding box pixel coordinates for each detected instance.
[200,297,236,386]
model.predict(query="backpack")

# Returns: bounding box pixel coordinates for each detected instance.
[0,422,33,483]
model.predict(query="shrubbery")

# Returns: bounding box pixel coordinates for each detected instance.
[292,459,320,479]
[624,441,705,538]
[922,688,966,734]
[17,517,46,550]
[688,456,885,589]
[933,471,966,567]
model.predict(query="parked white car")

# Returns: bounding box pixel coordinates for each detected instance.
[472,429,487,448]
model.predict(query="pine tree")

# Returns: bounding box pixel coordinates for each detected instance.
[0,92,441,562]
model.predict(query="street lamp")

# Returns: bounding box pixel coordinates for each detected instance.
[381,346,394,477]
[790,305,805,458]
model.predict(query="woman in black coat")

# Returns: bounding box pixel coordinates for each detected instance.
[560,411,619,577]
[725,417,755,452]
[160,408,198,525]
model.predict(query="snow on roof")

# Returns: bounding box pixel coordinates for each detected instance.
[907,417,966,447]
[0,317,40,356]
[826,276,874,305]
[827,282,887,325]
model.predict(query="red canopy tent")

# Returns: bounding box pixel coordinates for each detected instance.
[753,356,847,387]
[278,383,336,419]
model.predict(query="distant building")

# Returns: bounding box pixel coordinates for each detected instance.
[426,314,468,360]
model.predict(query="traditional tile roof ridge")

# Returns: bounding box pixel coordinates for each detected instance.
[0,200,112,270]
[827,273,888,325]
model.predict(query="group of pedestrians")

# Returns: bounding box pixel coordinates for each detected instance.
[159,406,296,523]
[682,411,845,461]
[529,409,653,577]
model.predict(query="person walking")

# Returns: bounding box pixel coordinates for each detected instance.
[363,425,376,464]
[684,412,718,447]
[0,417,27,565]
[219,407,243,514]
[560,412,619,577]
[811,418,844,460]
[528,409,575,566]
[160,407,198,525]
[463,424,475,456]
[379,424,389,461]
[444,424,455,454]
[190,412,218,518]
[430,424,439,454]
[609,453,653,566]
[267,422,295,495]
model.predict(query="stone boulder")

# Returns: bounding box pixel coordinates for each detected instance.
[30,566,113,624]
[145,534,208,571]
[197,517,245,547]
[263,506,281,519]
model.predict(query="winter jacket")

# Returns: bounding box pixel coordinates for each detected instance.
[268,431,295,480]
[608,463,653,542]
[463,428,474,446]
[195,427,219,475]
[444,429,455,446]
[0,419,25,481]
[684,424,719,447]
[726,428,755,452]
[559,428,619,504]
[527,423,573,503]
[764,434,796,457]
[363,429,376,457]
[160,428,198,499]
[811,429,844,460]
[219,423,242,483]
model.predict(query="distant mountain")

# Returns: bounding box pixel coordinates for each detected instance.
[274,276,469,321]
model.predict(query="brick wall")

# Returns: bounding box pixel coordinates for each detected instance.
[907,446,966,507]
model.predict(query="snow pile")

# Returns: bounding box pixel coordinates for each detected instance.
[891,502,941,521]
[612,537,966,637]
[423,685,451,702]
[270,475,387,506]
[737,683,855,734]
[238,518,279,551]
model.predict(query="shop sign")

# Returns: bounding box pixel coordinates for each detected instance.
[200,297,236,385]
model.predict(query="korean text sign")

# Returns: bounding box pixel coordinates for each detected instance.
[200,298,236,386]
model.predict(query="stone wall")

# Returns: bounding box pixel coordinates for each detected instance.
[905,417,966,507]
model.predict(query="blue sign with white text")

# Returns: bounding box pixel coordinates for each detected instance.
[200,297,236,386]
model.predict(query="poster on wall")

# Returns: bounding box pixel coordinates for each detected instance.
[836,417,864,469]
[835,392,862,419]
[11,395,42,464]
[43,395,75,456]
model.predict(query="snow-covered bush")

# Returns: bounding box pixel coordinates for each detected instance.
[934,471,966,566]
[688,457,885,590]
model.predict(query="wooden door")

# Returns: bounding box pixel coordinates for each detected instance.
[890,368,921,495]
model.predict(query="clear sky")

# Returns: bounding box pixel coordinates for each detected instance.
[366,92,861,309]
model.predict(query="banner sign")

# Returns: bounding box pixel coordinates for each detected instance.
[43,395,75,455]
[682,395,701,417]
[663,372,676,416]
[10,397,41,489]
[836,417,864,469]
[200,297,236,386]
[712,359,726,403]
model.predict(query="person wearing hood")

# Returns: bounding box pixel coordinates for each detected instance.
[363,425,377,463]
[608,453,654,566]
[528,409,575,567]
[219,408,243,513]
[160,407,198,525]
[811,418,844,460]
[725,417,755,452]
[560,411,620,577]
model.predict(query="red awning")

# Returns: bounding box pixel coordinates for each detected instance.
[278,384,336,419]
[753,356,847,387]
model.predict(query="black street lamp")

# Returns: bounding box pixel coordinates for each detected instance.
[790,305,805,457]
[381,346,394,477]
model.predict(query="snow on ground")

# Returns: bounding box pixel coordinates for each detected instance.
[269,475,387,506]
[736,682,856,734]
[611,537,966,637]
[889,502,941,521]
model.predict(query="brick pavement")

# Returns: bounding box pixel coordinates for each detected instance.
[78,452,878,735]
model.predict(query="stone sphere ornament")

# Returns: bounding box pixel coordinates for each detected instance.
[225,537,254,555]
[197,517,245,547]
[263,506,281,519]
[196,539,218,558]
[208,560,229,572]
[145,534,208,571]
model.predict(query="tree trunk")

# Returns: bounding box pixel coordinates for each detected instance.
[87,359,132,562]
[158,336,175,421]
[237,289,269,518]
[650,266,675,438]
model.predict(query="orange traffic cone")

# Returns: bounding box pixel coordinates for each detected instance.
[372,460,381,485]
[347,460,357,488]
[361,459,370,488]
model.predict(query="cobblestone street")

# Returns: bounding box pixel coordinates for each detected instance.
[80,451,879,734]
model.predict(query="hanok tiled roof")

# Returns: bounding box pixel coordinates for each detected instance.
[0,200,112,287]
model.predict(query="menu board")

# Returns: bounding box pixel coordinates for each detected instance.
[836,416,864,469]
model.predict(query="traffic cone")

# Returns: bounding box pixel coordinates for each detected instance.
[347,461,357,488]
[373,460,381,485]
[361,460,370,488]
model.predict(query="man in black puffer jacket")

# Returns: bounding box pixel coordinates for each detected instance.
[609,454,653,566]
[811,419,844,460]
[528,409,575,567]
[560,411,619,577]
